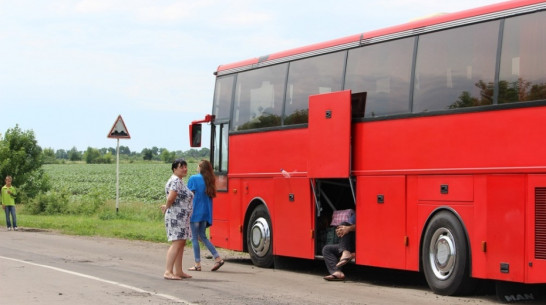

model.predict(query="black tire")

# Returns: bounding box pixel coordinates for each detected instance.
[246,205,274,268]
[422,211,476,295]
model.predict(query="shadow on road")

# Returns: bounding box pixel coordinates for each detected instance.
[226,254,546,304]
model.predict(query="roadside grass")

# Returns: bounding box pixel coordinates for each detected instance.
[2,200,167,243]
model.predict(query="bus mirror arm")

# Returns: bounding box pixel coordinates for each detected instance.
[191,114,215,125]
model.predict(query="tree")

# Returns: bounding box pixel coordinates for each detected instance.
[43,148,57,164]
[84,147,101,163]
[55,149,68,159]
[68,146,82,161]
[141,148,153,161]
[0,125,50,201]
[119,145,131,155]
[160,148,176,163]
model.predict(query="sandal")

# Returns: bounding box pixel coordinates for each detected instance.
[336,256,353,268]
[188,265,201,271]
[323,274,345,281]
[211,260,224,271]
[163,273,182,280]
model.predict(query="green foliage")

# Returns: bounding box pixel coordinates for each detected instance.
[141,148,153,160]
[77,188,108,215]
[84,147,101,163]
[68,146,82,161]
[2,162,209,243]
[26,189,70,215]
[160,148,176,163]
[43,148,58,164]
[43,162,199,204]
[84,147,113,164]
[0,125,51,201]
[182,148,210,160]
[2,205,168,242]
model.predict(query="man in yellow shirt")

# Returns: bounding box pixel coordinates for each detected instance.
[1,176,18,231]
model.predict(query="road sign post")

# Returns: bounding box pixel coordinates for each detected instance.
[107,115,131,213]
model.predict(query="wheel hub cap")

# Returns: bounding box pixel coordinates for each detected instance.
[429,228,456,280]
[250,217,270,257]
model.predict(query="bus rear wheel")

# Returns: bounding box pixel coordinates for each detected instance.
[247,205,274,268]
[422,211,475,296]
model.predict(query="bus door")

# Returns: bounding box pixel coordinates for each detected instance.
[273,177,315,259]
[308,90,352,178]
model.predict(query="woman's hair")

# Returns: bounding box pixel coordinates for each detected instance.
[171,158,187,171]
[199,160,216,198]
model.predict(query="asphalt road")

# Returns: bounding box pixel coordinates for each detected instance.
[0,228,539,305]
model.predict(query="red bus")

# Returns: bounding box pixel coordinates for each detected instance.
[189,0,546,297]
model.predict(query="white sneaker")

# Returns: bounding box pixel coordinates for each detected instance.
[8,227,11,231]
[14,227,18,231]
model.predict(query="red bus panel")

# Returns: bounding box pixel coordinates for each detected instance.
[308,90,351,178]
[484,175,526,282]
[272,177,314,259]
[357,175,407,270]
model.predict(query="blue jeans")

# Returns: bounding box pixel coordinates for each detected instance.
[190,221,219,262]
[4,205,17,228]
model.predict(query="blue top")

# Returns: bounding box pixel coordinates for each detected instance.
[187,173,213,226]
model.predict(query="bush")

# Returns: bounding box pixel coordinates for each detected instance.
[27,190,70,215]
[76,189,107,215]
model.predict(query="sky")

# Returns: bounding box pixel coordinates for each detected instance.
[0,0,502,153]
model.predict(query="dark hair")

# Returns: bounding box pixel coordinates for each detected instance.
[199,160,216,198]
[171,158,187,171]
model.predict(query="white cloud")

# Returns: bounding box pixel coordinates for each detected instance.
[0,0,503,151]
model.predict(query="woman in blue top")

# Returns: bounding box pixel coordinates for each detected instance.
[187,160,224,272]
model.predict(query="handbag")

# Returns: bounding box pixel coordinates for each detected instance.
[330,209,355,226]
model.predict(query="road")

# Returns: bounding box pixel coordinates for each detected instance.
[0,228,536,305]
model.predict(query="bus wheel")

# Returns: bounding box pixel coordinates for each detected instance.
[247,205,274,268]
[422,211,475,296]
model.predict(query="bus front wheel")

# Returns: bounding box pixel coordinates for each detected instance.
[247,205,274,268]
[422,211,475,296]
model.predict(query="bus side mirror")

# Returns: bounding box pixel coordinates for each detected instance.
[189,123,202,147]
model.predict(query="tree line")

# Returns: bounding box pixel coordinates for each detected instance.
[42,144,209,164]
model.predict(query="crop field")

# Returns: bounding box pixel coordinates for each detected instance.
[43,161,199,204]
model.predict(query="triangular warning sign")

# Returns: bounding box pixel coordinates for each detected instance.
[107,115,131,139]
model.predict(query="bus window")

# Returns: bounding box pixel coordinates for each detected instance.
[213,75,235,121]
[284,52,346,125]
[232,64,287,131]
[499,11,546,103]
[413,20,499,112]
[345,37,414,118]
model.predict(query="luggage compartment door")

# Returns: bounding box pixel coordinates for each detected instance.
[308,90,351,178]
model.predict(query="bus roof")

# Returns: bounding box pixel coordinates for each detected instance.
[216,0,544,75]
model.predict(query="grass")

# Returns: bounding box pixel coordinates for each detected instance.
[2,200,168,243]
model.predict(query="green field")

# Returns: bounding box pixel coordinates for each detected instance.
[44,161,199,204]
[0,162,200,242]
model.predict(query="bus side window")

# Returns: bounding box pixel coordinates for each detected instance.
[412,20,498,112]
[345,37,413,118]
[499,11,546,103]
